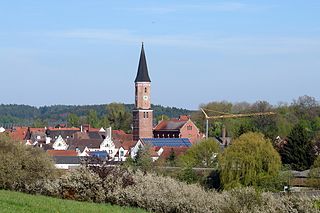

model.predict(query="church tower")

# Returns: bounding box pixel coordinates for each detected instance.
[132,43,153,141]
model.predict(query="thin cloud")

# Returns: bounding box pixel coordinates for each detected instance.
[41,29,320,55]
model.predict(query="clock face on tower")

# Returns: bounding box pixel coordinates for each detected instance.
[143,95,148,101]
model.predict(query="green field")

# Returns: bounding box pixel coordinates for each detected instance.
[0,190,147,213]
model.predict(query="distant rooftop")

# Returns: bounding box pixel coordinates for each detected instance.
[141,138,192,147]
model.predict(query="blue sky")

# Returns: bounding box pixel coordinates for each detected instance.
[0,0,319,109]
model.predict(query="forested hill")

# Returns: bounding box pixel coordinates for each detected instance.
[0,104,193,127]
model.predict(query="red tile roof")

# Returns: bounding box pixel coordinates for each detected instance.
[29,127,46,133]
[48,127,80,131]
[121,140,136,150]
[47,150,78,157]
[7,127,28,141]
[154,119,187,131]
[159,146,189,160]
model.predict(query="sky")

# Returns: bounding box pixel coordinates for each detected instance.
[0,0,319,110]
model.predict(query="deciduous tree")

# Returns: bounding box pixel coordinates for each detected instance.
[179,139,220,168]
[219,132,281,189]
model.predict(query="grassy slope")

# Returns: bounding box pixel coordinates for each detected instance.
[0,190,147,213]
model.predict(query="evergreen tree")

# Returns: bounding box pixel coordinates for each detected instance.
[280,123,315,171]
[167,148,176,167]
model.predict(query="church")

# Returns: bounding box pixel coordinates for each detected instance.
[131,43,202,145]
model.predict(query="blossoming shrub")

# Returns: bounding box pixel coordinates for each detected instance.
[0,135,56,191]
[58,168,105,202]
[23,166,320,212]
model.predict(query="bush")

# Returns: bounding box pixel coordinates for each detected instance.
[23,165,320,213]
[0,135,56,191]
[118,171,223,213]
[58,168,105,202]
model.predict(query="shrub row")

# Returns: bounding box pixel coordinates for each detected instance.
[0,136,318,212]
[25,166,319,213]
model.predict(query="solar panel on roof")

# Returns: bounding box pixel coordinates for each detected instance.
[142,138,191,147]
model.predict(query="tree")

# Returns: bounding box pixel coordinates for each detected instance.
[219,132,281,190]
[106,103,132,132]
[308,154,320,188]
[167,148,177,167]
[155,114,169,124]
[0,134,56,190]
[280,123,315,171]
[292,95,319,120]
[68,113,80,127]
[32,118,48,128]
[86,110,100,128]
[125,145,153,173]
[179,139,220,168]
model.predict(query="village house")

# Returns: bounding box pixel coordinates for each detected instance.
[131,138,192,161]
[153,115,202,144]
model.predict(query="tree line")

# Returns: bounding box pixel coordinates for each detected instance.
[0,103,192,129]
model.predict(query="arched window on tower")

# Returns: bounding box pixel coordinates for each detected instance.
[145,87,147,93]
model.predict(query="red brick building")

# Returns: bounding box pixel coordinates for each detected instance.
[153,115,202,144]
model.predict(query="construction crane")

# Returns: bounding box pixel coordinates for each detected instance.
[200,108,276,140]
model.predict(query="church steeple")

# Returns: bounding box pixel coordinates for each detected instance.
[132,43,153,141]
[135,43,151,83]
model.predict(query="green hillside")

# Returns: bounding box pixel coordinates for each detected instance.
[0,190,147,213]
[0,103,193,127]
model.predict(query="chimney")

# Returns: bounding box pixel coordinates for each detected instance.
[106,127,112,139]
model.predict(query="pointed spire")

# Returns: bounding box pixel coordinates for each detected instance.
[135,42,151,82]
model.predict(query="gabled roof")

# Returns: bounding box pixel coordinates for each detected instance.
[7,127,28,141]
[46,129,79,139]
[140,138,192,147]
[88,132,105,140]
[121,140,136,150]
[154,119,188,131]
[134,43,151,83]
[67,139,104,152]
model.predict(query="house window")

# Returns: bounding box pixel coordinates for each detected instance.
[187,125,192,131]
[144,112,146,118]
[120,150,124,157]
[145,87,147,93]
[146,112,149,118]
[109,150,113,154]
